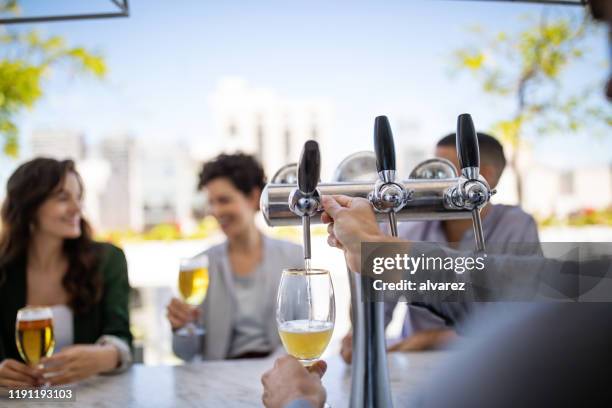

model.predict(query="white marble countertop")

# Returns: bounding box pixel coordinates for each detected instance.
[1,352,449,407]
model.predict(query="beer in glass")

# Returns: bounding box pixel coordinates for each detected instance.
[15,307,54,366]
[176,255,209,336]
[179,257,209,306]
[276,268,335,366]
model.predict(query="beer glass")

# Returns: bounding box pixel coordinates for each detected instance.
[176,255,209,336]
[15,306,55,367]
[277,268,335,366]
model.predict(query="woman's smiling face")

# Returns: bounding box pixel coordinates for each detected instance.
[34,172,83,239]
[204,177,259,239]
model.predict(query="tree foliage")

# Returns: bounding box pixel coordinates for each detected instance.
[0,2,106,157]
[454,12,611,202]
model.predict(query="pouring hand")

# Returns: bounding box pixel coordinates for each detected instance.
[321,195,387,272]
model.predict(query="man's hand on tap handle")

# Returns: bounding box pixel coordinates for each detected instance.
[321,195,400,273]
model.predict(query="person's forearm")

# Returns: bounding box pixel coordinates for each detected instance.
[362,240,555,327]
[97,344,120,373]
[431,328,458,349]
[97,335,133,373]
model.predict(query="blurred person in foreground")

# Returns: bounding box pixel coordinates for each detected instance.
[0,158,132,388]
[262,2,612,406]
[168,153,302,361]
[340,133,540,361]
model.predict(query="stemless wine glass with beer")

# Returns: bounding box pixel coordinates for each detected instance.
[15,306,55,368]
[176,255,209,336]
[277,267,335,367]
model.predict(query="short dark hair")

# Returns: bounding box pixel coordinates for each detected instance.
[437,132,507,177]
[198,153,266,195]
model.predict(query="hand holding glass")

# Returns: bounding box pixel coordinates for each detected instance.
[176,255,209,336]
[277,268,335,366]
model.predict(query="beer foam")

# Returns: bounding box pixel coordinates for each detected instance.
[279,320,334,333]
[180,256,208,270]
[17,307,53,321]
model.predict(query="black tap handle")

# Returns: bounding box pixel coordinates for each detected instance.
[374,116,396,173]
[297,140,321,194]
[456,113,480,170]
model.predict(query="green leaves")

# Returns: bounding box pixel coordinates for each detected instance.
[0,59,44,157]
[492,116,524,148]
[0,29,107,157]
[66,48,107,77]
[456,50,486,71]
[0,60,44,110]
[0,0,19,13]
[453,12,610,203]
[454,12,610,141]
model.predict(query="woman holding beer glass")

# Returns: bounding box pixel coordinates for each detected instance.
[168,153,303,360]
[0,158,132,387]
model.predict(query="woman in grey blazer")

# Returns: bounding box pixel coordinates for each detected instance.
[167,153,303,361]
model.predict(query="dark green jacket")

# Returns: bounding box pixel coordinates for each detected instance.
[0,243,132,362]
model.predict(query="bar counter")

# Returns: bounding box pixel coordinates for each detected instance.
[2,351,449,407]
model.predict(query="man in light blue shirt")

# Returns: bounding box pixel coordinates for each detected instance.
[384,132,541,352]
[338,132,541,361]
[339,133,541,361]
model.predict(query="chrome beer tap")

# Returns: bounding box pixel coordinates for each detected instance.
[369,115,412,238]
[445,114,495,252]
[289,140,321,262]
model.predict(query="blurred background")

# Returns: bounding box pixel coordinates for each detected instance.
[1,0,611,364]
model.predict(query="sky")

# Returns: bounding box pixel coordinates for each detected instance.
[4,0,612,176]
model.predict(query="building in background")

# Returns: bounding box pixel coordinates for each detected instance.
[25,130,200,233]
[208,77,334,177]
[28,129,109,229]
[99,134,143,232]
[521,163,612,217]
[395,118,428,176]
[138,139,199,231]
[77,158,111,231]
[493,144,612,217]
[19,108,611,234]
[30,129,86,161]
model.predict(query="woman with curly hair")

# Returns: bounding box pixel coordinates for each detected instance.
[168,153,302,360]
[0,158,132,387]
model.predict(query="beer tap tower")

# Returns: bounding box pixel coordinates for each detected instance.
[261,113,494,407]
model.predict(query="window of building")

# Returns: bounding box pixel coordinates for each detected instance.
[310,125,318,141]
[228,120,238,138]
[560,170,574,195]
[256,122,264,161]
[284,128,291,158]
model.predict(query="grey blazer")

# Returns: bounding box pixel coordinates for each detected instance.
[173,234,303,361]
